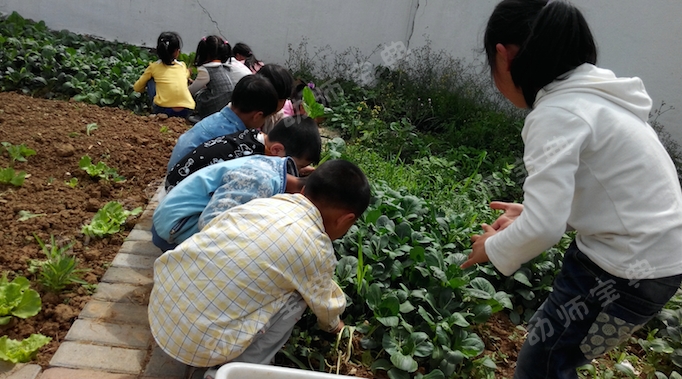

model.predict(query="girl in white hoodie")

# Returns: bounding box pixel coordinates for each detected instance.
[461,0,682,377]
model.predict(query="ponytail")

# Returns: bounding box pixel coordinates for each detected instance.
[157,31,182,66]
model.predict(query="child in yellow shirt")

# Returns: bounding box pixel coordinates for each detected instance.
[133,31,195,118]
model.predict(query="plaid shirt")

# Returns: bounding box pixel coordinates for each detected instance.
[148,194,345,367]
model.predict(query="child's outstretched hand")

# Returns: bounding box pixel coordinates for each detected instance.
[460,224,496,269]
[490,201,524,231]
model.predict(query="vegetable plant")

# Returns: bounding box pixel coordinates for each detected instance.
[81,201,142,238]
[30,234,89,292]
[85,122,98,136]
[0,167,26,186]
[65,177,78,188]
[1,142,36,166]
[78,155,125,182]
[302,86,326,119]
[0,334,52,363]
[0,272,41,325]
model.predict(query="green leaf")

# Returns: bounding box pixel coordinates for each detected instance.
[11,288,41,319]
[390,351,418,373]
[0,334,51,363]
[387,367,411,379]
[370,358,393,372]
[439,350,464,377]
[302,86,325,119]
[513,268,533,287]
[409,332,434,357]
[416,369,445,379]
[469,277,496,296]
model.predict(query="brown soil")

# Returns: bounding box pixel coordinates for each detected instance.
[0,91,524,376]
[0,91,189,368]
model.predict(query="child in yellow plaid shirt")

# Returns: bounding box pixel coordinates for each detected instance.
[148,159,370,375]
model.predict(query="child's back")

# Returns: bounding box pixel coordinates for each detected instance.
[165,117,321,190]
[189,36,237,119]
[167,74,278,172]
[133,32,194,117]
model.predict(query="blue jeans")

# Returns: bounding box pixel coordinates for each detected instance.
[514,242,682,379]
[146,80,190,118]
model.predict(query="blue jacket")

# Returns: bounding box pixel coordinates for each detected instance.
[167,106,247,171]
[154,155,297,244]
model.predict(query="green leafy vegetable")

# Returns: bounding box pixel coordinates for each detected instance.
[302,86,325,119]
[1,142,36,165]
[0,272,41,325]
[81,201,142,238]
[78,155,125,182]
[0,167,26,186]
[0,334,52,363]
[17,210,46,222]
[31,234,88,292]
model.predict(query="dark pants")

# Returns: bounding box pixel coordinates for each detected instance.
[514,242,682,379]
[151,223,178,252]
[146,80,191,118]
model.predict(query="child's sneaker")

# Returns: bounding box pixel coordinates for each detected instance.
[203,367,218,379]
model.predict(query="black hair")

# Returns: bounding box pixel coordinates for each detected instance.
[484,0,597,107]
[304,159,370,217]
[156,31,182,66]
[256,64,294,100]
[291,80,330,114]
[230,75,279,116]
[268,117,322,165]
[232,42,261,72]
[194,35,232,66]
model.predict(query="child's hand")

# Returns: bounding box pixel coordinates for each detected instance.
[329,320,345,334]
[461,224,496,269]
[298,165,316,177]
[490,201,524,231]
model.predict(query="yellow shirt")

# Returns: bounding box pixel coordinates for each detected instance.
[133,60,195,109]
[148,194,345,367]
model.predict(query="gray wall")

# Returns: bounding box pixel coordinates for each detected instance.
[2,0,681,140]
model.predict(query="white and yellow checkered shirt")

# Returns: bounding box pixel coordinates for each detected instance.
[148,194,346,367]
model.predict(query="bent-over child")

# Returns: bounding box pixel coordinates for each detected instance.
[152,155,302,251]
[133,31,195,118]
[149,159,370,375]
[256,64,294,133]
[165,116,321,191]
[167,74,278,171]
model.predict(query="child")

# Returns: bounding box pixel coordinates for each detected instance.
[188,35,235,119]
[133,31,195,118]
[461,1,682,377]
[153,155,302,251]
[149,159,370,373]
[257,64,294,133]
[281,80,330,125]
[167,74,278,171]
[165,116,321,191]
[233,42,264,73]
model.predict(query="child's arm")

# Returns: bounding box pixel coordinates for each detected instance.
[189,66,209,95]
[133,63,154,93]
[301,279,345,333]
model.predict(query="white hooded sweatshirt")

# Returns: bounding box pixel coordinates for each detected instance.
[485,63,682,279]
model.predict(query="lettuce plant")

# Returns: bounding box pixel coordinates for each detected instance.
[0,272,41,325]
[78,155,125,182]
[81,201,142,238]
[0,334,51,363]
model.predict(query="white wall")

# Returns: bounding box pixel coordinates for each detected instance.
[2,0,681,140]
